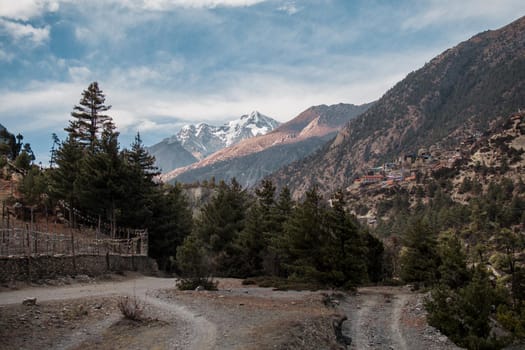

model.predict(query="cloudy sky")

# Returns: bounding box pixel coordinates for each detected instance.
[1,0,524,163]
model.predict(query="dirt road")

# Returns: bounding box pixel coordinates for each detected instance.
[340,286,461,350]
[0,277,216,350]
[1,279,462,350]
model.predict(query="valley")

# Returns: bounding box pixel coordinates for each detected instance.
[1,8,525,350]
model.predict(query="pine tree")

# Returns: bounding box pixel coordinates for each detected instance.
[65,82,113,152]
[266,185,294,276]
[149,184,193,272]
[176,233,209,279]
[399,218,440,286]
[193,178,249,275]
[426,265,502,349]
[119,132,160,228]
[322,190,368,288]
[255,179,276,213]
[365,231,385,283]
[50,82,116,226]
[19,166,48,206]
[49,133,60,168]
[84,126,125,234]
[236,204,266,276]
[48,137,84,225]
[236,179,279,276]
[437,231,470,289]
[125,132,159,182]
[281,186,327,282]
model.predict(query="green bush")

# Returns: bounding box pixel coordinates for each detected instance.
[176,277,217,291]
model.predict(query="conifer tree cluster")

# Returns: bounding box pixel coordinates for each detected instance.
[176,180,384,289]
[8,82,192,271]
[0,127,35,172]
[47,82,161,235]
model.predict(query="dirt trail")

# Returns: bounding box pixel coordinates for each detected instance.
[0,277,217,350]
[340,286,461,350]
[1,280,463,350]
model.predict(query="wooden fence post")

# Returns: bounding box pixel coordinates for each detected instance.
[31,208,37,255]
[70,227,76,273]
[26,223,31,282]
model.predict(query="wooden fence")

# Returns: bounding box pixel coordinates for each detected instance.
[0,227,148,257]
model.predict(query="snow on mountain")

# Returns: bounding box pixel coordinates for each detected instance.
[212,111,280,147]
[175,111,279,160]
[147,111,279,173]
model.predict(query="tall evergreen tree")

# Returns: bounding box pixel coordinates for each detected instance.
[149,184,193,272]
[266,185,294,276]
[119,132,160,228]
[280,186,327,282]
[125,132,159,181]
[48,137,83,225]
[19,166,48,206]
[193,178,249,275]
[65,82,113,152]
[437,231,470,289]
[236,204,266,276]
[75,124,124,236]
[236,179,277,276]
[322,190,368,287]
[399,218,440,285]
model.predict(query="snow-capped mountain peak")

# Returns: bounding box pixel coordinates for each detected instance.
[148,111,279,174]
[170,111,279,160]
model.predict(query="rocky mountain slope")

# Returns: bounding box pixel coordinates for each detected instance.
[163,103,372,187]
[148,111,279,172]
[146,140,198,174]
[270,15,525,198]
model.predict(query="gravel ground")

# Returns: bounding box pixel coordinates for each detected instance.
[0,275,212,350]
[0,277,467,350]
[340,286,463,350]
[156,279,342,350]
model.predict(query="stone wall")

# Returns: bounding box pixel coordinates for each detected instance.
[0,254,158,283]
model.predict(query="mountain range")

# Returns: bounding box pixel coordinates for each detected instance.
[162,102,372,187]
[148,111,279,173]
[269,15,525,198]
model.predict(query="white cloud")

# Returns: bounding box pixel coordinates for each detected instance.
[137,0,267,10]
[0,82,82,128]
[104,59,185,90]
[0,42,441,157]
[0,0,59,21]
[68,66,92,82]
[402,0,525,30]
[0,0,265,21]
[0,19,50,44]
[277,1,299,15]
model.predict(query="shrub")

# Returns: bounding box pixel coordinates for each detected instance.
[117,296,144,321]
[177,277,218,291]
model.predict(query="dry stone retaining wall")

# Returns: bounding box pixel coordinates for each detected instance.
[0,254,158,283]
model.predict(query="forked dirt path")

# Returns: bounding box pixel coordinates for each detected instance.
[0,277,217,349]
[1,280,463,350]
